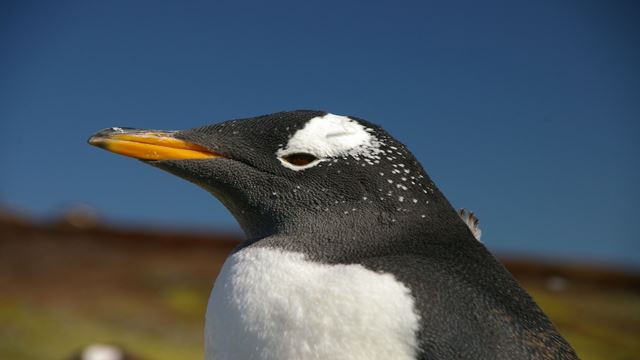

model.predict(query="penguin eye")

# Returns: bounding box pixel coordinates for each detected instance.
[281,153,318,166]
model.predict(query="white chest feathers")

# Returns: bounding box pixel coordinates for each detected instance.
[205,247,420,360]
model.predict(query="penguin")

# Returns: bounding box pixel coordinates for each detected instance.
[88,110,578,360]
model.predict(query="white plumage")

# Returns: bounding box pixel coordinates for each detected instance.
[205,247,420,360]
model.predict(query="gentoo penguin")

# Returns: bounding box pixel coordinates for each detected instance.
[88,110,578,360]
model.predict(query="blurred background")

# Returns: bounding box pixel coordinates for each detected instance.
[1,1,638,359]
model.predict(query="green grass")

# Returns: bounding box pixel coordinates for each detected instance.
[0,295,204,360]
[2,284,638,359]
[529,286,640,360]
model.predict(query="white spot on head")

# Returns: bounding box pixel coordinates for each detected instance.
[81,344,122,360]
[277,113,382,171]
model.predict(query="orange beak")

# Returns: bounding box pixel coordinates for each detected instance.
[88,127,221,161]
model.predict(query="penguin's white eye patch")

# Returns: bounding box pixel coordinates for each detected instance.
[276,113,382,171]
[281,153,318,167]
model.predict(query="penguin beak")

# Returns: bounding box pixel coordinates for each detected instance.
[88,127,221,161]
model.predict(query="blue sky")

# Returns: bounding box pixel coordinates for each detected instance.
[1,0,638,267]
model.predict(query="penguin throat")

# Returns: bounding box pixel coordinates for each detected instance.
[234,202,466,262]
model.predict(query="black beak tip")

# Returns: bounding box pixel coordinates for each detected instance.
[87,127,135,146]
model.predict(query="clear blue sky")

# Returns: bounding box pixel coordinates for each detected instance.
[1,0,638,267]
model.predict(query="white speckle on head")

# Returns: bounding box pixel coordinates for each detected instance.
[110,127,124,133]
[206,247,420,360]
[398,196,404,202]
[81,344,122,360]
[277,113,382,171]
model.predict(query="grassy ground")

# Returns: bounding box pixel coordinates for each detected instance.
[0,294,205,360]
[531,286,639,360]
[1,218,638,359]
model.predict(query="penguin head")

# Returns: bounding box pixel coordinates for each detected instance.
[89,110,459,240]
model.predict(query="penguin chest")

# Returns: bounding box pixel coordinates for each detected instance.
[205,247,420,360]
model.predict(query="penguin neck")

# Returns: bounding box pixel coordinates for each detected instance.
[236,188,471,263]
